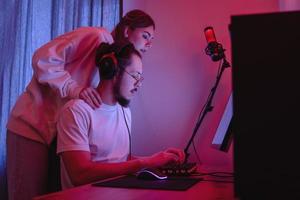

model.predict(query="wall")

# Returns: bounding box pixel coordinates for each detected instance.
[279,0,300,11]
[124,0,279,170]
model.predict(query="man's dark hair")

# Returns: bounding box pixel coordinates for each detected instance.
[95,42,141,80]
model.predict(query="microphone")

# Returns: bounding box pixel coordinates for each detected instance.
[204,26,225,61]
[181,27,230,168]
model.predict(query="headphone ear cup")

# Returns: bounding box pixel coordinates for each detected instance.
[99,54,118,80]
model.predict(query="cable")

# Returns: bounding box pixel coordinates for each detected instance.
[201,179,234,183]
[188,59,223,162]
[192,141,202,164]
[193,59,223,127]
[205,172,234,178]
[192,170,234,183]
[122,107,132,159]
[192,171,234,178]
[217,59,222,75]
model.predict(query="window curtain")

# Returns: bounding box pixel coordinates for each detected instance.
[0,0,121,198]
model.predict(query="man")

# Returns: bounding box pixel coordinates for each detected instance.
[57,42,185,189]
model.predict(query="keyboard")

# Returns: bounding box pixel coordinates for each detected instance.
[159,162,197,176]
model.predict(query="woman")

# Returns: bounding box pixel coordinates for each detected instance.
[6,9,155,200]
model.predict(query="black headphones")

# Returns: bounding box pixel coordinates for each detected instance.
[98,52,119,80]
[98,42,132,80]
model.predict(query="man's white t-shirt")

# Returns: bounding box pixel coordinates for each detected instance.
[57,99,131,189]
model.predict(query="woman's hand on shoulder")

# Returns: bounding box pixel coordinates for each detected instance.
[79,87,102,109]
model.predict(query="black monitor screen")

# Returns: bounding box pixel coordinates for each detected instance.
[231,11,300,199]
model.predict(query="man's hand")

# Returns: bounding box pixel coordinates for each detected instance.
[141,148,186,168]
[79,87,102,109]
[165,147,185,164]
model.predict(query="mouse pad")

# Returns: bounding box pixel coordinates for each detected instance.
[92,175,202,191]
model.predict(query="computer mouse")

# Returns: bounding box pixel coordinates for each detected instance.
[136,168,168,180]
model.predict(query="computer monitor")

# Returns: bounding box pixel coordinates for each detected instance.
[211,93,233,152]
[231,11,300,199]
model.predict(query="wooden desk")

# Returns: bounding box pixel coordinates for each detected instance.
[34,168,235,200]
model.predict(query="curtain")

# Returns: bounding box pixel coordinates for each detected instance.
[0,0,121,198]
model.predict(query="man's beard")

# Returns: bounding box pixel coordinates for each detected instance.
[114,79,130,107]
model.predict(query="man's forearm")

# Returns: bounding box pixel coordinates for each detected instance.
[72,158,148,186]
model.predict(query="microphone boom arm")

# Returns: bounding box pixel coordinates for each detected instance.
[184,56,231,163]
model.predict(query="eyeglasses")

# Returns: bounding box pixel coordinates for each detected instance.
[122,69,144,84]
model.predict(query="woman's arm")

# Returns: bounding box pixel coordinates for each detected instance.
[32,27,113,101]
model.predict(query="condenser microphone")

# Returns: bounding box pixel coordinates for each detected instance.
[204,26,225,61]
